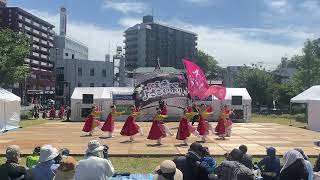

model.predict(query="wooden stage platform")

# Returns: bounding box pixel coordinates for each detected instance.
[1,122,320,156]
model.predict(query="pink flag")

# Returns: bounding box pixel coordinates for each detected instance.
[183,59,226,100]
[182,59,209,98]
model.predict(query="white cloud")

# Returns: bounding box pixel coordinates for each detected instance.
[118,17,141,28]
[269,0,287,8]
[26,9,124,61]
[185,0,209,4]
[103,0,148,14]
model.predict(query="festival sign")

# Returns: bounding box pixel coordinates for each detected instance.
[134,74,188,107]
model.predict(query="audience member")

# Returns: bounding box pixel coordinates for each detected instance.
[279,149,308,180]
[200,147,216,175]
[32,144,60,180]
[239,145,253,169]
[173,142,212,180]
[257,147,280,180]
[53,156,76,180]
[314,153,320,172]
[215,148,254,180]
[75,140,114,180]
[59,148,70,158]
[295,148,313,180]
[154,160,183,180]
[0,145,32,180]
[26,146,40,168]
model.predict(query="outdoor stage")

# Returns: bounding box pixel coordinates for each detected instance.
[1,122,320,156]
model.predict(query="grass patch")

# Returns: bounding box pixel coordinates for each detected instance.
[19,119,49,128]
[250,114,307,128]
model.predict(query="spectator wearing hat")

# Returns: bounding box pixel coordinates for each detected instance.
[0,145,32,180]
[26,146,41,168]
[295,148,313,180]
[54,156,77,180]
[75,140,114,180]
[154,160,183,180]
[215,148,254,180]
[239,145,253,169]
[32,144,60,180]
[173,142,214,180]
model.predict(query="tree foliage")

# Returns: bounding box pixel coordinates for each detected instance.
[0,29,31,85]
[234,66,274,106]
[196,50,223,79]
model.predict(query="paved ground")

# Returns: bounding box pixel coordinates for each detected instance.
[0,122,319,156]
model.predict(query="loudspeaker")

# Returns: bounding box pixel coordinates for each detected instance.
[230,109,243,119]
[231,96,242,105]
[83,94,93,104]
[81,108,92,118]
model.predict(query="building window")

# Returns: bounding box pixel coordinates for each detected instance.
[72,54,74,59]
[90,83,94,87]
[102,84,106,87]
[90,68,94,76]
[102,69,106,77]
[78,83,82,87]
[78,68,82,76]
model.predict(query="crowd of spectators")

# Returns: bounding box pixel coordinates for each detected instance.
[1,141,320,180]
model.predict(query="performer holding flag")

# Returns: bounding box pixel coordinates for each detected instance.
[176,108,201,145]
[101,105,124,138]
[147,108,173,145]
[82,106,102,136]
[120,105,144,141]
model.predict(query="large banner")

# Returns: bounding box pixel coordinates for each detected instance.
[134,74,188,107]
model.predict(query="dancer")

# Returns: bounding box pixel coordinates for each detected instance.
[82,106,102,136]
[49,106,56,120]
[215,105,233,139]
[176,109,201,145]
[101,105,123,138]
[147,108,173,145]
[120,105,144,141]
[191,102,200,125]
[197,104,214,142]
[58,105,65,120]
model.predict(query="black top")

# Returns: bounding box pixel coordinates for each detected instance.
[279,159,308,180]
[0,162,31,180]
[240,154,253,170]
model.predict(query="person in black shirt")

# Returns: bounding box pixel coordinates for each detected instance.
[239,145,253,169]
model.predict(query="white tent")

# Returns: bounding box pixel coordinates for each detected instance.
[214,88,252,121]
[70,87,134,121]
[0,88,21,132]
[291,85,320,131]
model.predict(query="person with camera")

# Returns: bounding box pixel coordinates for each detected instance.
[173,142,216,180]
[75,140,114,180]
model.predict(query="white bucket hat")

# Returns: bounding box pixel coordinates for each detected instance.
[86,140,104,154]
[39,145,59,163]
[154,160,183,180]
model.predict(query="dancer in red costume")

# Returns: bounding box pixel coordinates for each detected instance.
[215,105,233,139]
[120,105,144,141]
[197,104,215,142]
[82,106,102,136]
[49,106,56,120]
[176,109,200,145]
[58,105,65,120]
[147,108,173,145]
[101,105,123,138]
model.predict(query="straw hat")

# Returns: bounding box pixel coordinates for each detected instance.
[154,160,183,180]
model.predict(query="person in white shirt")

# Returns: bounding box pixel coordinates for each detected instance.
[75,140,114,180]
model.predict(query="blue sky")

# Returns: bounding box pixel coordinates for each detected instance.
[7,0,320,69]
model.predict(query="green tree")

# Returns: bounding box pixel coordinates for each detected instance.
[0,29,31,86]
[234,66,274,106]
[291,39,320,90]
[196,50,223,79]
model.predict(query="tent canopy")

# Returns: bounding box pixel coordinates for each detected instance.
[291,85,320,103]
[0,88,21,102]
[213,88,252,100]
[71,87,134,100]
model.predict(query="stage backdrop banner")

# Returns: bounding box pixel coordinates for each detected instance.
[134,74,188,107]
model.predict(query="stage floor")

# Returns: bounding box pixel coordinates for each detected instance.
[1,122,320,156]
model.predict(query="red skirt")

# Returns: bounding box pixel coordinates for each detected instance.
[101,113,114,132]
[120,116,139,136]
[147,120,166,140]
[176,118,195,140]
[82,115,101,132]
[197,116,209,135]
[215,118,226,135]
[58,109,64,118]
[49,109,55,118]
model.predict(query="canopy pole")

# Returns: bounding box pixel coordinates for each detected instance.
[289,102,292,126]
